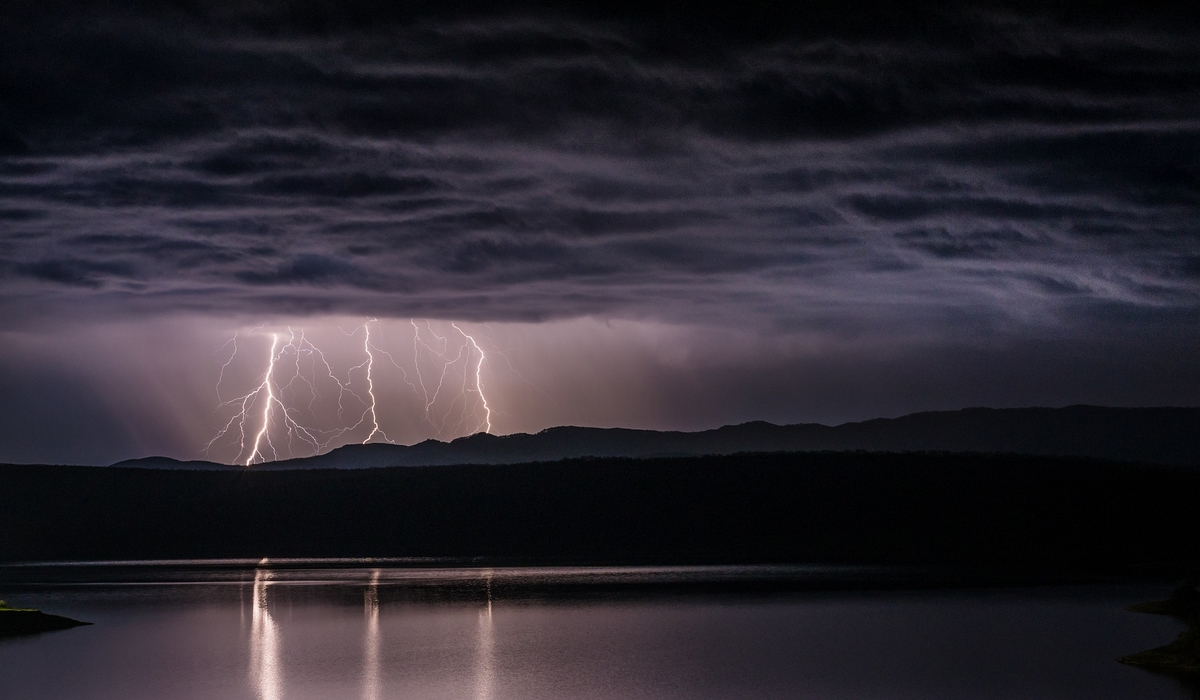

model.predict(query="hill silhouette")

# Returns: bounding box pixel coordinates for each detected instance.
[112,405,1200,469]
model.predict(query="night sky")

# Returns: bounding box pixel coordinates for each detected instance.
[1,0,1198,464]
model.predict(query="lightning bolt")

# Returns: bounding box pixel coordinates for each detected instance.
[246,333,280,466]
[208,318,500,465]
[411,320,466,436]
[214,334,238,402]
[294,328,365,427]
[360,320,393,445]
[207,330,329,465]
[453,323,491,434]
[411,319,432,418]
[328,319,400,445]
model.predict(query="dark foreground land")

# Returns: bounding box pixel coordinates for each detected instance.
[2,452,1199,577]
[0,603,90,637]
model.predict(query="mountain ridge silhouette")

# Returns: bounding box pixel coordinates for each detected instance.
[111,405,1200,469]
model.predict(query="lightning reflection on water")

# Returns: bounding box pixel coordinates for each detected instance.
[244,569,498,699]
[249,569,282,700]
[475,571,495,700]
[363,570,381,700]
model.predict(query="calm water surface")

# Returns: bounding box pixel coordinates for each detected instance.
[0,563,1191,700]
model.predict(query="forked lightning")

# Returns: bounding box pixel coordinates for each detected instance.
[207,319,495,465]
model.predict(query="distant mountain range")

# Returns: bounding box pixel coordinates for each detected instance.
[111,405,1200,470]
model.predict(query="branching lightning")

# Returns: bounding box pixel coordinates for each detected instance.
[453,323,492,434]
[207,331,329,466]
[411,320,466,436]
[207,318,501,465]
[214,335,238,401]
[360,320,393,445]
[247,333,280,465]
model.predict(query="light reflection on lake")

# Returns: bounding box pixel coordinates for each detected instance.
[363,569,380,700]
[250,568,281,700]
[0,563,1193,700]
[475,570,495,700]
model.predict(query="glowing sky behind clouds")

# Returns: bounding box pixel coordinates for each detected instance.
[0,1,1198,463]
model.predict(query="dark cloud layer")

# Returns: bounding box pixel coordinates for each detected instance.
[0,3,1196,333]
[1,1,1199,462]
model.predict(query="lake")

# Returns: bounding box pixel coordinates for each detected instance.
[0,562,1192,699]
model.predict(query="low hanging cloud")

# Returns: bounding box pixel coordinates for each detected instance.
[0,6,1195,340]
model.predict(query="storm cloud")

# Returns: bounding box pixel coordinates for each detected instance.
[1,1,1199,462]
[1,4,1196,328]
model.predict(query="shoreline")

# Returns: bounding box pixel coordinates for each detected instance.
[0,602,90,638]
[1120,585,1200,678]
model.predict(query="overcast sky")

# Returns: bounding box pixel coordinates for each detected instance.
[1,0,1198,464]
